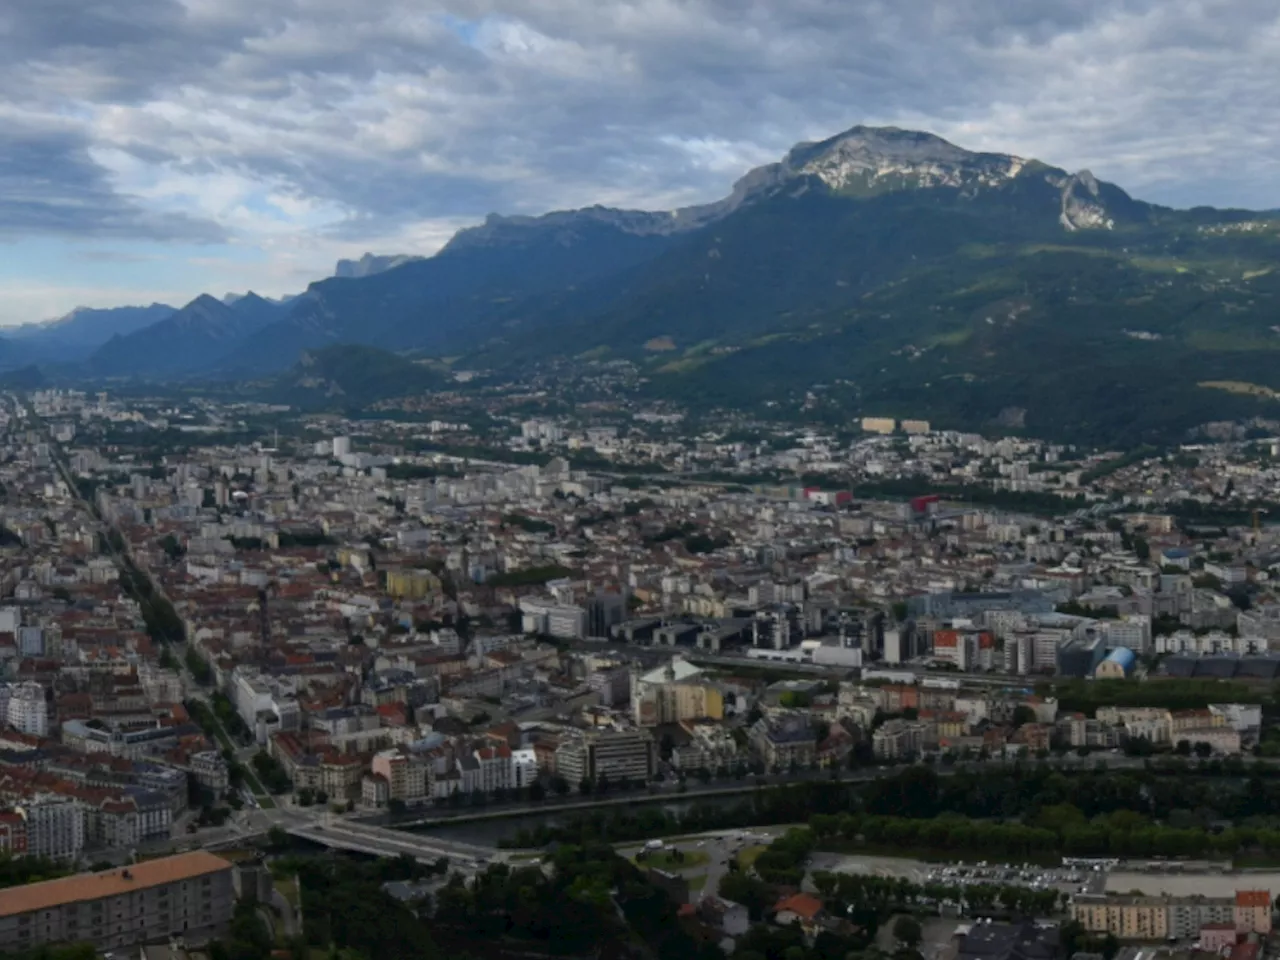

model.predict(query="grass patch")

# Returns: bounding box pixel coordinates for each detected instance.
[927,328,972,348]
[738,846,766,871]
[1188,330,1280,352]
[276,875,299,909]
[1199,380,1280,400]
[632,850,709,872]
[657,356,711,374]
[687,874,707,893]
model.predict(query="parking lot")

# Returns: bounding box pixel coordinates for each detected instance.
[805,854,1112,902]
[924,860,1109,897]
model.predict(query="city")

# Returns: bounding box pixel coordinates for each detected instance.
[4,3,1280,959]
[1,385,1280,958]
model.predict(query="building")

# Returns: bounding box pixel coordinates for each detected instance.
[773,892,826,939]
[473,745,513,793]
[955,920,1060,960]
[1071,895,1169,940]
[5,684,47,737]
[17,796,83,862]
[1200,923,1238,952]
[671,722,741,773]
[370,749,430,805]
[696,896,750,937]
[511,748,539,789]
[1057,636,1107,678]
[554,728,654,785]
[1104,615,1152,654]
[1073,892,1261,941]
[0,852,234,951]
[0,813,26,857]
[1094,647,1136,680]
[872,719,927,760]
[749,712,816,770]
[631,659,723,727]
[1234,890,1271,934]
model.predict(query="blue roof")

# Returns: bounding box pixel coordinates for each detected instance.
[1103,646,1136,668]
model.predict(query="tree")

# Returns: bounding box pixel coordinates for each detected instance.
[551,776,569,797]
[1193,741,1213,759]
[1011,705,1036,728]
[893,916,923,949]
[659,733,675,760]
[528,781,546,802]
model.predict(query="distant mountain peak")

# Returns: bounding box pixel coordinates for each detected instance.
[334,253,422,279]
[444,124,1130,255]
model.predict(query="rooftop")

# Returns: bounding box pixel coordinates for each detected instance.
[0,851,231,918]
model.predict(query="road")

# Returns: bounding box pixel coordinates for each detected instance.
[283,812,497,864]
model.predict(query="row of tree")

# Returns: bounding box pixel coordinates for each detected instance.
[501,761,1280,855]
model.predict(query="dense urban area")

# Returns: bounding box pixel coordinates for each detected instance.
[5,386,1280,960]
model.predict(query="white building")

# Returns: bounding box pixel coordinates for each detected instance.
[1104,615,1152,654]
[18,795,84,861]
[511,748,539,789]
[6,683,47,737]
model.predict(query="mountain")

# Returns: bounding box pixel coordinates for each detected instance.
[223,124,1163,378]
[260,344,448,409]
[88,292,286,377]
[53,123,1280,443]
[333,253,423,278]
[5,304,176,361]
[222,217,675,373]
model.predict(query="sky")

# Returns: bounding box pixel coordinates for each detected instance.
[3,0,1280,327]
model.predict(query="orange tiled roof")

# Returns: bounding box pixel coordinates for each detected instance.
[0,852,231,918]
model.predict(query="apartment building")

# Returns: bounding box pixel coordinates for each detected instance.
[1073,891,1267,941]
[472,745,513,793]
[17,796,83,862]
[554,728,654,785]
[5,684,47,738]
[0,852,233,951]
[1235,890,1272,934]
[872,719,928,760]
[0,813,26,857]
[671,722,741,772]
[370,749,430,804]
[749,712,816,770]
[1072,895,1169,940]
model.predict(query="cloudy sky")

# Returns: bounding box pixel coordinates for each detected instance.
[3,0,1279,326]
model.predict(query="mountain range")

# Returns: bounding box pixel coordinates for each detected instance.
[8,124,1280,444]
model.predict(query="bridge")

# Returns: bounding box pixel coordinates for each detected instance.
[284,815,498,866]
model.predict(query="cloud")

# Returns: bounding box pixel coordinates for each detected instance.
[0,111,226,241]
[2,0,1280,319]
